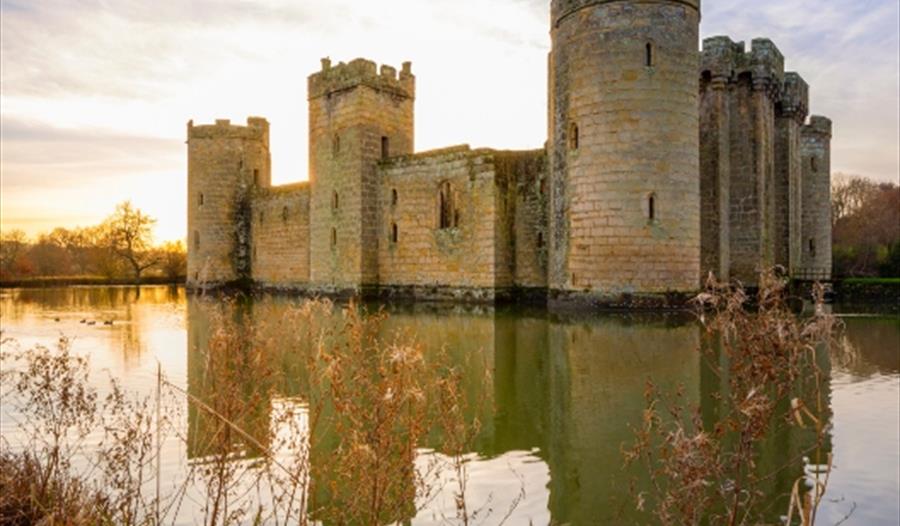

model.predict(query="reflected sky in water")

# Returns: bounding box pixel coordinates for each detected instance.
[1,286,897,525]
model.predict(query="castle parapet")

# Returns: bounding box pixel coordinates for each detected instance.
[701,37,784,98]
[551,0,700,26]
[308,58,415,100]
[188,117,270,145]
[779,72,809,122]
[804,115,833,137]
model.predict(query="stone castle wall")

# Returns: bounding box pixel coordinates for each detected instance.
[549,0,701,301]
[250,183,311,287]
[186,0,834,305]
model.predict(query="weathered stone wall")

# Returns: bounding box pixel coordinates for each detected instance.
[799,116,832,280]
[495,150,549,290]
[549,0,701,302]
[187,118,271,286]
[775,73,809,274]
[249,183,311,287]
[308,58,414,292]
[376,147,501,300]
[700,38,784,286]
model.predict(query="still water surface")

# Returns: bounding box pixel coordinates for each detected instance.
[1,286,898,525]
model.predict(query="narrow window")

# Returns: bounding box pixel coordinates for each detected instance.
[282,206,289,221]
[381,136,390,160]
[539,178,546,195]
[646,43,653,67]
[569,122,579,150]
[648,194,656,221]
[193,231,200,250]
[537,232,544,248]
[809,238,816,257]
[332,191,339,210]
[331,228,337,248]
[391,188,398,206]
[811,158,818,172]
[253,169,260,185]
[259,211,264,224]
[333,134,341,156]
[253,246,257,259]
[198,192,204,206]
[391,223,399,243]
[438,181,454,229]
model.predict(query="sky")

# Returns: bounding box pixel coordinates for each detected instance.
[1,0,898,243]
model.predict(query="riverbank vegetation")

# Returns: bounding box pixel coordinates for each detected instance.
[832,175,900,278]
[0,201,185,285]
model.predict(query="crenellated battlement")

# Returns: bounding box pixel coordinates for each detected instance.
[701,36,784,84]
[778,72,809,121]
[187,117,270,145]
[551,0,700,26]
[803,116,833,137]
[308,57,414,100]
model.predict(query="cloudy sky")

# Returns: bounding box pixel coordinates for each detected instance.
[1,0,898,242]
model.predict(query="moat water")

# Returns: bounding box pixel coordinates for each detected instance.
[1,286,898,525]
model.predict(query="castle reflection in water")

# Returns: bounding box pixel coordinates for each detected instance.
[186,294,831,524]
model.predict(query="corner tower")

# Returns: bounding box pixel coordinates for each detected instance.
[548,0,701,305]
[307,58,414,293]
[186,118,271,287]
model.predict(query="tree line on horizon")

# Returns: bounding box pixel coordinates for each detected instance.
[0,201,185,283]
[1,176,897,283]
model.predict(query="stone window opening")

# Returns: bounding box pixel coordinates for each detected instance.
[198,192,204,206]
[537,232,545,249]
[333,134,341,156]
[646,43,653,67]
[282,206,289,222]
[391,223,399,244]
[332,191,339,210]
[809,238,816,257]
[569,122,579,150]
[811,157,818,172]
[331,228,337,248]
[647,193,657,222]
[193,231,200,250]
[253,169,260,186]
[539,178,547,195]
[259,211,264,224]
[391,188,398,206]
[381,136,390,160]
[438,181,459,229]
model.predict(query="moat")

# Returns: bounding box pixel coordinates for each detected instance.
[1,286,898,525]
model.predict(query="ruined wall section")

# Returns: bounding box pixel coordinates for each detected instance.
[799,116,832,280]
[549,0,701,304]
[775,73,809,273]
[494,150,549,291]
[249,183,311,288]
[187,118,271,287]
[308,58,414,292]
[376,147,501,301]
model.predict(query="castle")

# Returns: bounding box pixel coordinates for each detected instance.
[187,0,833,308]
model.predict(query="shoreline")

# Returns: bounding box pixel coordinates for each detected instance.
[0,276,185,288]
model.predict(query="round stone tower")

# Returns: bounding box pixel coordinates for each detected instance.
[548,0,701,305]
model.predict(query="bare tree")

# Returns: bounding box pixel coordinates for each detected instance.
[101,202,159,283]
[0,229,28,278]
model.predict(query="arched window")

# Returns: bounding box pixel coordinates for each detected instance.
[331,228,337,248]
[569,122,579,150]
[646,43,653,67]
[438,181,458,229]
[391,223,399,243]
[193,231,200,250]
[391,188,398,206]
[282,206,289,221]
[332,191,339,210]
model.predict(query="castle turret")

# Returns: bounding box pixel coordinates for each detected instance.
[307,58,415,293]
[548,0,701,305]
[799,116,832,281]
[186,117,271,286]
[776,72,809,275]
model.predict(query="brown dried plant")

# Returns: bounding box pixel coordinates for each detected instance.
[624,270,842,526]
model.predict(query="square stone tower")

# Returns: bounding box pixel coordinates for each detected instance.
[307,58,415,293]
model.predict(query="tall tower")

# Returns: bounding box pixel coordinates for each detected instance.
[799,116,832,281]
[548,0,701,305]
[307,58,415,293]
[186,118,271,287]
